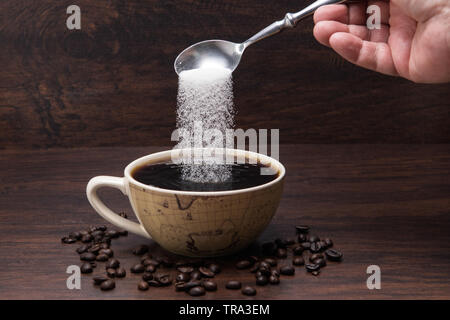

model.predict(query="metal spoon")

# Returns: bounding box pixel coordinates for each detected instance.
[174,0,346,75]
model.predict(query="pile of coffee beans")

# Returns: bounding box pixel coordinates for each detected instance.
[61,219,128,291]
[62,219,343,296]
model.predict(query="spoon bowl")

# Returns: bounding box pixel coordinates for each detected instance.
[174,40,244,75]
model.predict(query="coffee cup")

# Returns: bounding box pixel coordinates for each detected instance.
[86,148,285,257]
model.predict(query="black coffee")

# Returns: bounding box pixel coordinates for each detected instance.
[131,162,278,191]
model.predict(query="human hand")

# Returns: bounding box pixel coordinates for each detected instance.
[313,0,450,83]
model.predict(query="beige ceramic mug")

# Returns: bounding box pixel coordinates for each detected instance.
[86,148,285,257]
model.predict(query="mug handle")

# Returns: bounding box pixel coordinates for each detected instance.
[86,176,151,239]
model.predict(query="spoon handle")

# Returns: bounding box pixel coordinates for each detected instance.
[243,0,348,49]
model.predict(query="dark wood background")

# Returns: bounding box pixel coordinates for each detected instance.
[0,0,449,149]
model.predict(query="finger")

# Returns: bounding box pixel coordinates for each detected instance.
[329,32,399,76]
[313,21,370,46]
[314,3,367,25]
[314,4,348,24]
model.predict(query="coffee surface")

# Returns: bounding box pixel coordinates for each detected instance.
[132,162,278,191]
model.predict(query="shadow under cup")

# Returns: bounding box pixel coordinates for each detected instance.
[87,148,285,257]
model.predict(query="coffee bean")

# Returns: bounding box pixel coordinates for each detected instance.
[310,242,322,253]
[293,256,305,266]
[313,258,327,267]
[116,267,126,278]
[98,225,107,231]
[176,273,190,283]
[145,265,156,273]
[106,259,120,269]
[189,286,205,296]
[177,266,194,273]
[132,245,149,255]
[258,266,271,277]
[118,230,128,237]
[249,262,260,273]
[308,235,320,243]
[190,270,202,280]
[208,263,221,274]
[76,245,89,254]
[88,225,98,233]
[96,254,108,262]
[280,265,295,275]
[298,233,307,242]
[324,238,333,248]
[264,258,277,267]
[295,225,310,233]
[262,242,277,256]
[259,261,271,269]
[142,272,153,281]
[305,263,320,272]
[155,273,172,286]
[312,270,320,276]
[236,260,252,269]
[138,281,149,291]
[175,282,187,291]
[256,275,269,286]
[271,269,280,277]
[184,281,202,291]
[143,259,160,267]
[105,230,119,239]
[147,280,161,287]
[276,248,287,258]
[242,286,257,296]
[300,242,311,251]
[203,280,217,291]
[93,275,108,285]
[80,252,96,261]
[100,243,109,249]
[61,237,77,244]
[199,266,215,278]
[100,279,115,290]
[80,262,93,274]
[81,234,93,243]
[69,232,82,240]
[88,244,101,254]
[99,248,113,257]
[91,230,104,238]
[325,249,343,261]
[94,235,104,243]
[310,253,324,261]
[131,263,145,273]
[293,245,304,255]
[140,253,152,261]
[225,280,241,290]
[106,268,116,278]
[269,275,280,285]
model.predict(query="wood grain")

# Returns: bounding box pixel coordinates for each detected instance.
[0,0,449,149]
[0,145,449,299]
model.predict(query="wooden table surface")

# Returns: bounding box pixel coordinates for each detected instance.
[1,145,449,299]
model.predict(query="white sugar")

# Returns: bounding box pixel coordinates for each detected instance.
[175,67,234,183]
